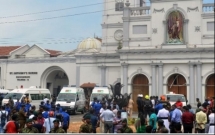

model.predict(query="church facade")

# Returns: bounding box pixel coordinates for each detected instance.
[0,0,214,110]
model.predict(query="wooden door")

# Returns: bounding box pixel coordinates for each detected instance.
[132,74,149,112]
[206,74,215,98]
[167,74,187,97]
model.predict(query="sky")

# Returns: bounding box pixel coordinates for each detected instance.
[0,0,214,51]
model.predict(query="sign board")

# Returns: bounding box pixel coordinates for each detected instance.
[97,90,104,93]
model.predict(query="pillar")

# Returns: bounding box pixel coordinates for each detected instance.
[158,64,163,96]
[123,4,130,47]
[100,66,106,86]
[76,66,80,87]
[189,63,195,107]
[122,63,128,94]
[197,63,202,102]
[151,65,156,96]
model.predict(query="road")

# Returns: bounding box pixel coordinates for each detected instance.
[70,112,84,122]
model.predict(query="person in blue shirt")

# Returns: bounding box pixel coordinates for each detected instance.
[5,103,11,121]
[40,101,45,106]
[93,100,102,118]
[91,97,97,109]
[45,100,51,111]
[170,105,182,133]
[60,108,70,133]
[25,100,32,113]
[42,106,49,119]
[155,101,163,115]
[15,98,21,112]
[89,108,98,133]
[56,104,63,113]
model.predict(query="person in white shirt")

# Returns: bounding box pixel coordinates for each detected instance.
[157,104,170,133]
[112,105,118,117]
[99,104,106,133]
[100,106,115,133]
[0,106,8,133]
[151,96,155,108]
[43,111,62,133]
[208,109,215,134]
[43,96,49,104]
[29,110,35,119]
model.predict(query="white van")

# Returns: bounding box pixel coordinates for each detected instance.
[2,86,51,108]
[164,92,187,106]
[0,89,10,97]
[55,87,86,115]
[90,86,113,105]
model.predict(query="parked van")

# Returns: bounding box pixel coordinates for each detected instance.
[2,86,51,108]
[0,89,10,97]
[90,86,113,105]
[55,86,85,115]
[164,92,187,106]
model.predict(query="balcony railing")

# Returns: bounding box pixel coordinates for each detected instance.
[202,3,214,13]
[130,6,151,16]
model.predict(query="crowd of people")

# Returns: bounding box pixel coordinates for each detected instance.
[0,92,214,134]
[82,95,215,134]
[0,95,70,133]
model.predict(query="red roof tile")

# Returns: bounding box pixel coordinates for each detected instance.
[0,46,21,56]
[45,49,61,57]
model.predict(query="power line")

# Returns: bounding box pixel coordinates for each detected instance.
[0,4,138,24]
[0,1,115,19]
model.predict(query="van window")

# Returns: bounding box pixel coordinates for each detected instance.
[166,95,186,102]
[90,94,109,102]
[30,94,50,100]
[57,93,76,102]
[4,93,23,100]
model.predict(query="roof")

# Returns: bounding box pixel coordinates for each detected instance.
[0,46,21,56]
[45,49,61,57]
[80,83,96,88]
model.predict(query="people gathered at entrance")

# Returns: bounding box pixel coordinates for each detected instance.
[0,92,214,134]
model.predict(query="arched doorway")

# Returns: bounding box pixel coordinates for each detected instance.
[206,73,215,98]
[41,66,69,96]
[167,74,187,97]
[132,74,149,112]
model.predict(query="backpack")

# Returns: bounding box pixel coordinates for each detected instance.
[1,111,6,127]
[144,100,152,109]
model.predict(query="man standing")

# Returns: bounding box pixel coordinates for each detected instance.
[21,119,39,133]
[196,98,202,108]
[208,109,214,133]
[43,96,49,104]
[15,99,21,112]
[45,100,51,111]
[121,119,133,133]
[79,115,93,133]
[0,106,8,133]
[170,106,182,133]
[157,104,170,132]
[136,94,143,115]
[60,108,70,133]
[89,109,98,133]
[143,95,153,120]
[100,106,115,133]
[3,114,19,133]
[50,119,65,133]
[18,104,27,130]
[113,111,122,133]
[43,111,59,133]
[149,109,157,133]
[196,106,207,133]
[93,100,102,118]
[8,97,14,109]
[182,106,194,133]
[127,98,134,118]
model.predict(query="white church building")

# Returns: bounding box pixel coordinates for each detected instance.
[0,0,214,111]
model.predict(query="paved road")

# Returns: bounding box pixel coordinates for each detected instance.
[70,112,84,122]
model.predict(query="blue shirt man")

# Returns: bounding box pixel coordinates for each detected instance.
[90,109,98,133]
[93,101,102,116]
[15,100,21,111]
[25,102,31,112]
[42,106,49,119]
[45,102,51,111]
[56,104,63,113]
[171,107,182,123]
[155,102,163,114]
[61,108,70,133]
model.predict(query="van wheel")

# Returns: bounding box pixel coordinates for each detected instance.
[72,109,77,115]
[81,108,85,114]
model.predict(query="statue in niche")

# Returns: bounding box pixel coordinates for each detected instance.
[167,11,184,44]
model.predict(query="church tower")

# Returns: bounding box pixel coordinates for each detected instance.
[102,0,146,52]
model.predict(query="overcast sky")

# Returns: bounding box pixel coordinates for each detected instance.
[0,0,213,51]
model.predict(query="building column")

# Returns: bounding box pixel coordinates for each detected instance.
[151,65,156,96]
[122,63,128,94]
[196,63,202,102]
[123,4,130,47]
[76,66,80,87]
[100,66,106,86]
[158,64,163,96]
[189,63,195,107]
